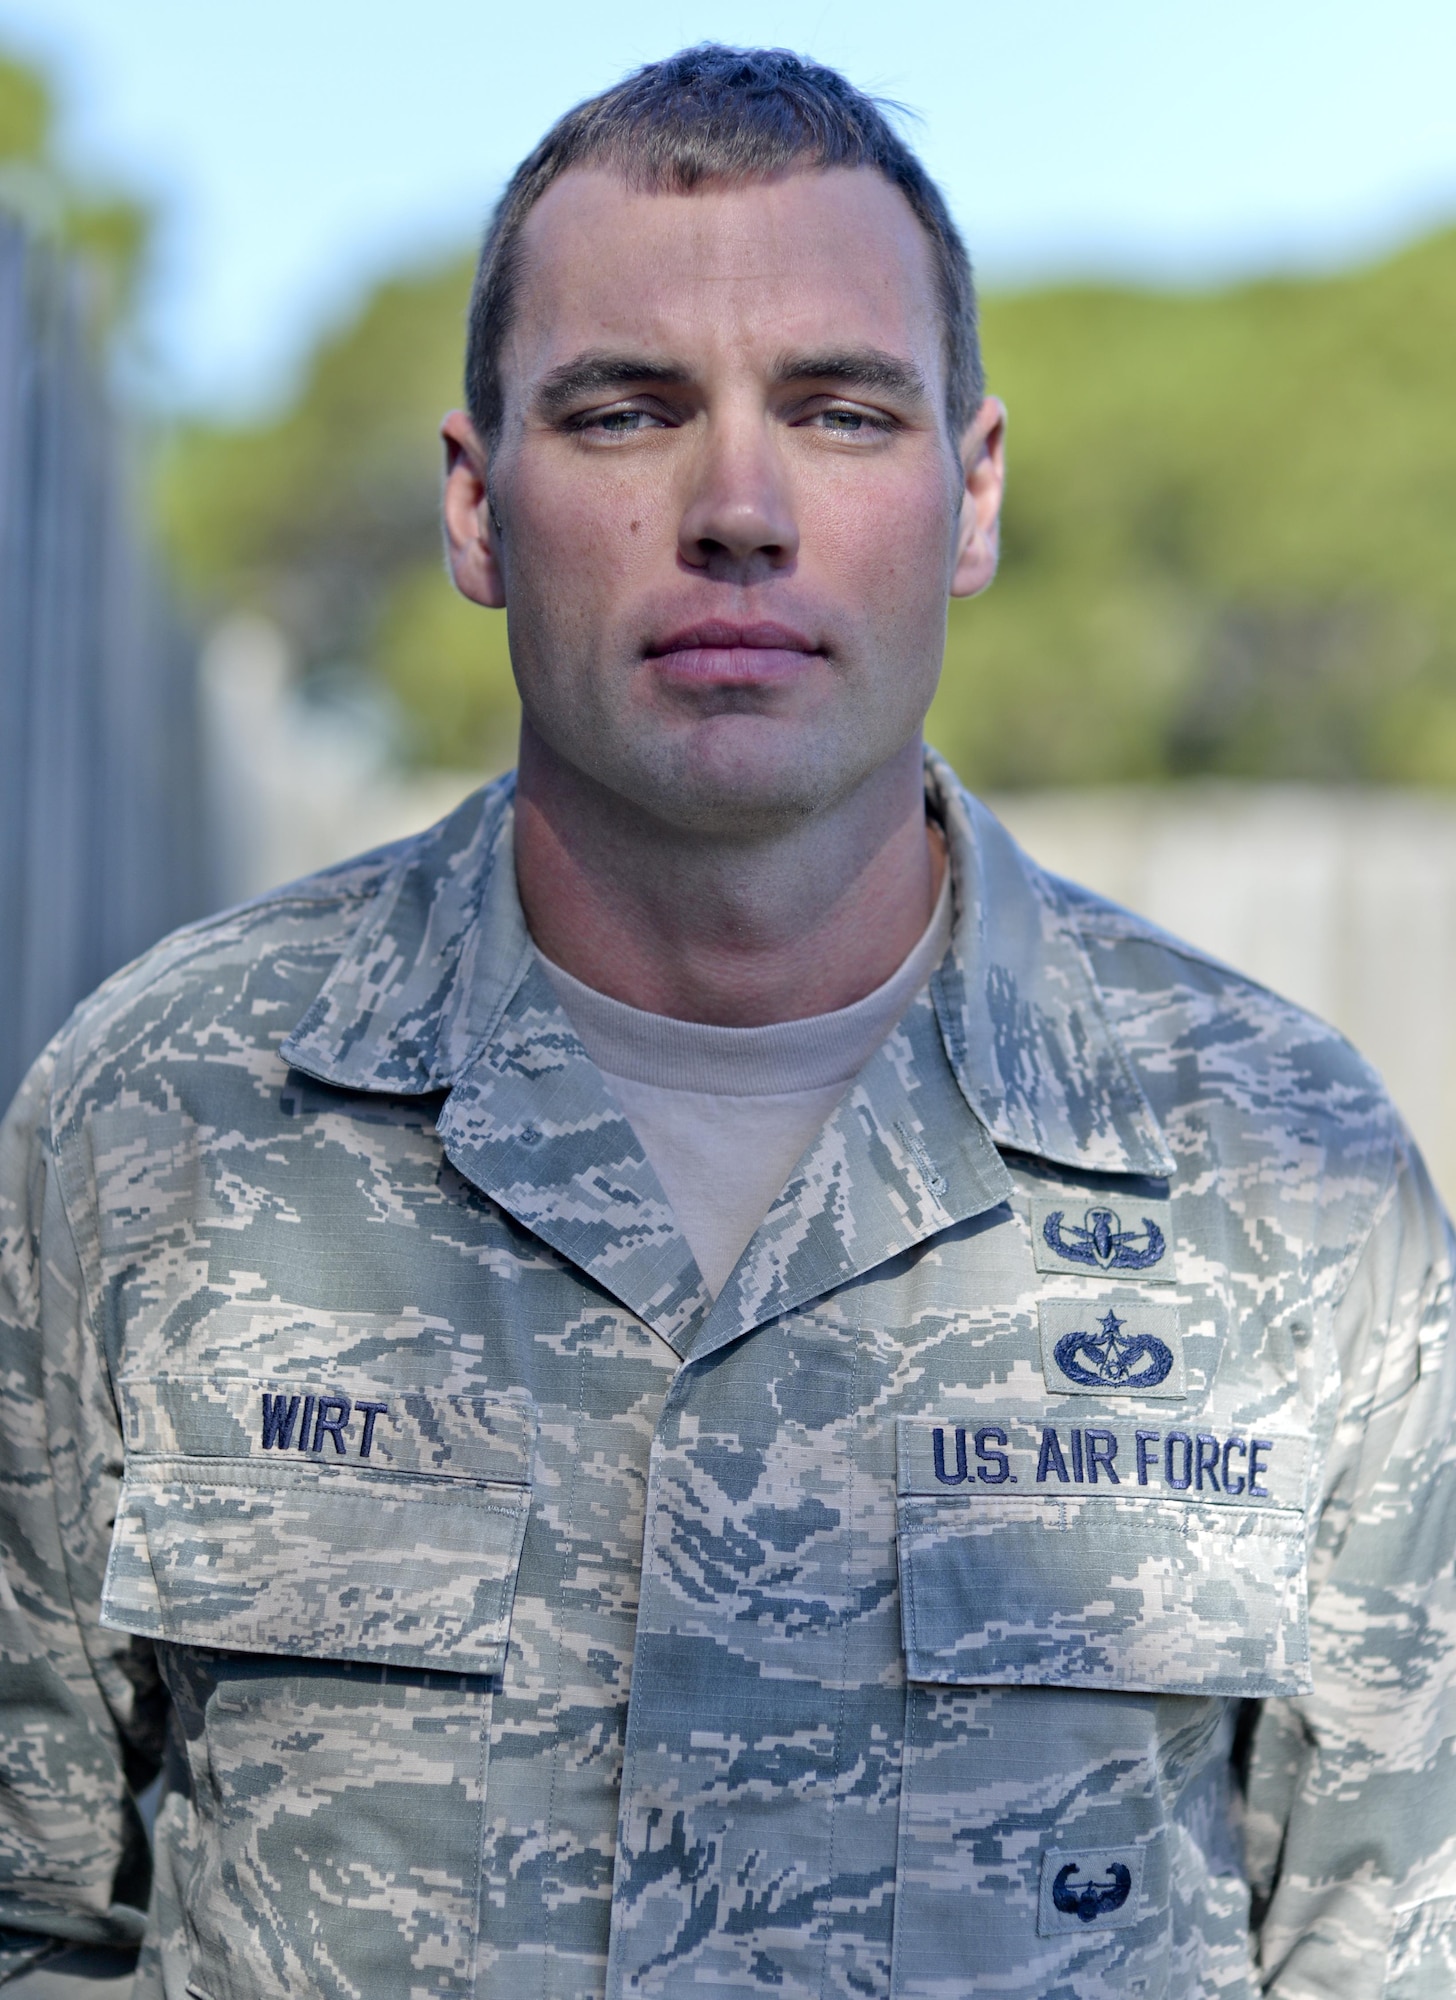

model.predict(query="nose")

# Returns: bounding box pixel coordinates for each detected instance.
[677,412,799,580]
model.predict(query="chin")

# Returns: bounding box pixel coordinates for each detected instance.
[612,719,902,837]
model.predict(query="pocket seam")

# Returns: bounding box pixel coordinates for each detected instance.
[126,1458,531,1498]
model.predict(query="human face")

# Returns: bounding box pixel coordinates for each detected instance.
[443,165,1004,837]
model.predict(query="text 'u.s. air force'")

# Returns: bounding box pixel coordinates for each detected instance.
[897,1415,1309,1509]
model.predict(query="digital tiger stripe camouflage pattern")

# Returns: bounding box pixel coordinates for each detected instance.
[1,757,1452,1997]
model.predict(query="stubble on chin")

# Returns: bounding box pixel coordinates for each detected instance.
[574,701,927,843]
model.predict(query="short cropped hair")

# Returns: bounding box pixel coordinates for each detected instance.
[465,44,983,446]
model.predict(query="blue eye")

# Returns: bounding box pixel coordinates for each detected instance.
[814,407,892,435]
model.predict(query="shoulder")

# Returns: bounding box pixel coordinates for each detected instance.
[945,751,1411,1251]
[1041,860,1410,1236]
[939,759,1391,1148]
[39,781,503,1138]
[1049,860,1375,1081]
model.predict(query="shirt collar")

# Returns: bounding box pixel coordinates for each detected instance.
[280,753,1173,1182]
[283,775,532,1094]
[926,750,1174,1177]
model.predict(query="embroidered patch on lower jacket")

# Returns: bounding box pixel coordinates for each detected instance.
[1031,1198,1176,1282]
[1039,1300,1185,1397]
[1038,1845,1147,1936]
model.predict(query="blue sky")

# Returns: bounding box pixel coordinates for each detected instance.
[3,0,1454,415]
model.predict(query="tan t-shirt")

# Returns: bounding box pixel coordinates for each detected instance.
[537,869,953,1295]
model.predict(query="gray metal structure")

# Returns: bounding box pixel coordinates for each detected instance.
[0,213,206,1110]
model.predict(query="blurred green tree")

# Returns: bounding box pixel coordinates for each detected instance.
[935,233,1456,786]
[156,221,1456,786]
[157,253,518,768]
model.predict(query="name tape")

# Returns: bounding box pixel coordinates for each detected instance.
[259,1390,390,1459]
[118,1375,536,1485]
[898,1415,1308,1509]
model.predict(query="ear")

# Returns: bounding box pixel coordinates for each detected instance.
[441,409,507,610]
[949,395,1006,599]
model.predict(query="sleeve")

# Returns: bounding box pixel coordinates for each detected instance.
[0,1050,164,1985]
[1246,1121,1456,1998]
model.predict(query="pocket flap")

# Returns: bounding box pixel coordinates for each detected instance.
[896,1415,1311,1698]
[102,1376,536,1673]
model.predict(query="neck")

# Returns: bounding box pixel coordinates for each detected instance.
[513,724,944,1026]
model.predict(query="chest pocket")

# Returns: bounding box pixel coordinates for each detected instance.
[895,1413,1312,1698]
[102,1375,535,1673]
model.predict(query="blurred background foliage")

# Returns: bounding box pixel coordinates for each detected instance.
[2,6,1440,795]
[155,255,521,770]
[952,237,1456,787]
[0,50,150,327]
[153,218,1456,788]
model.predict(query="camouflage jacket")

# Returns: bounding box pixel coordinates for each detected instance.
[1,756,1453,2000]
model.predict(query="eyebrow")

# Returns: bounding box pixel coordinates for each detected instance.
[772,349,931,405]
[533,345,932,421]
[535,353,690,420]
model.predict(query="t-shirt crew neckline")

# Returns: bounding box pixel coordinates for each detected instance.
[533,866,954,1298]
[535,862,954,1098]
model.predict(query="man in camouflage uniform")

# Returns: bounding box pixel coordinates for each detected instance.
[2,44,1453,2000]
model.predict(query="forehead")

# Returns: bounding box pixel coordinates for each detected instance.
[506,164,943,384]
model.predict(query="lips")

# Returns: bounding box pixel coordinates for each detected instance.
[646,620,817,655]
[643,619,824,685]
